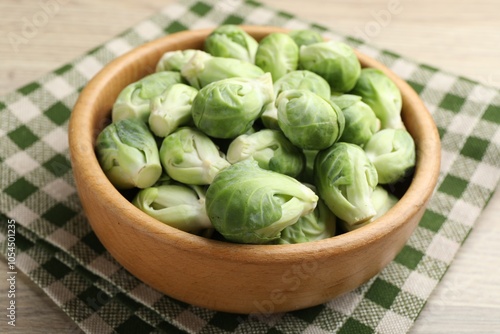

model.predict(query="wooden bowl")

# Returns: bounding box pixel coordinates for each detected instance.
[68,26,440,314]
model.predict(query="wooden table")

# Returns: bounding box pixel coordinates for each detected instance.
[1,1,499,333]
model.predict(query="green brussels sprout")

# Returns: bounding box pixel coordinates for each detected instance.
[112,71,183,123]
[156,49,210,72]
[204,25,259,63]
[331,94,380,146]
[299,40,361,93]
[341,186,398,231]
[153,172,173,186]
[191,73,274,139]
[181,52,264,89]
[276,89,345,150]
[260,102,280,130]
[330,93,362,109]
[288,29,324,48]
[364,128,416,184]
[350,68,404,129]
[315,142,378,225]
[274,70,331,100]
[96,119,162,189]
[277,186,336,244]
[255,32,299,81]
[148,83,198,137]
[159,127,230,185]
[300,149,319,184]
[226,129,304,177]
[132,183,212,234]
[370,186,398,221]
[206,160,318,244]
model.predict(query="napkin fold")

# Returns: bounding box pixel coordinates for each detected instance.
[2,0,500,333]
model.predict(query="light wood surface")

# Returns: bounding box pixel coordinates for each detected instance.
[1,0,499,332]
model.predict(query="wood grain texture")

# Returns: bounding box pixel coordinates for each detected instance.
[1,0,500,332]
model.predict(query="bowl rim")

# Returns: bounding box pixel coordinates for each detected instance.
[69,26,441,265]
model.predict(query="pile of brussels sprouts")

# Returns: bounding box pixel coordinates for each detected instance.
[95,25,416,245]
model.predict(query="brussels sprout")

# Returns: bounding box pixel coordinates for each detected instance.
[156,49,210,72]
[274,70,331,100]
[96,119,162,189]
[181,52,265,89]
[276,89,344,150]
[330,93,362,109]
[299,40,361,93]
[159,127,230,185]
[260,102,280,130]
[132,183,212,234]
[331,94,380,147]
[370,186,398,221]
[204,25,259,63]
[364,128,416,184]
[288,29,324,47]
[315,142,378,225]
[300,149,319,184]
[112,71,183,123]
[191,73,274,139]
[226,129,304,177]
[255,32,299,81]
[206,160,318,244]
[341,186,398,231]
[153,172,173,186]
[350,68,404,129]
[277,185,336,244]
[148,83,198,137]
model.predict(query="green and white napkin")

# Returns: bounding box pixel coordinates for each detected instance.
[2,0,500,333]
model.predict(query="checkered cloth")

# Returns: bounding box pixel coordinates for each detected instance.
[2,0,500,333]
